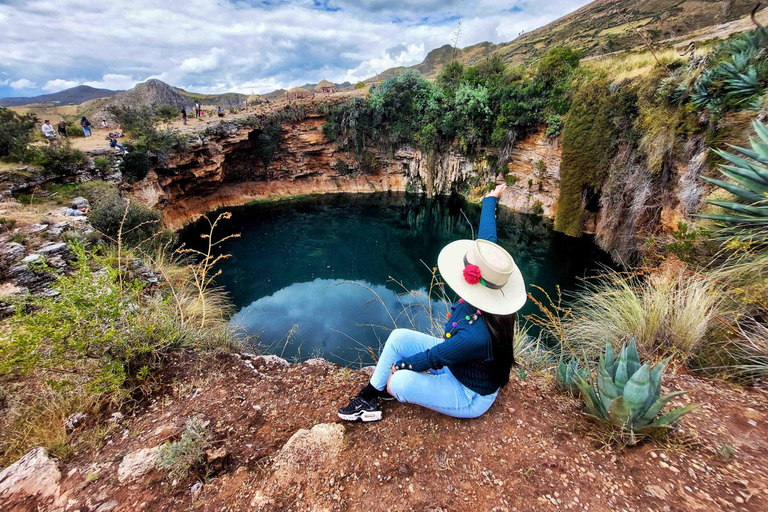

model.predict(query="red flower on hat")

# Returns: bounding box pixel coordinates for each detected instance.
[463,264,482,285]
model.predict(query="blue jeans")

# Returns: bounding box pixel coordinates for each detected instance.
[82,126,92,137]
[370,329,498,419]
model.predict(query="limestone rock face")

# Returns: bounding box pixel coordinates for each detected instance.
[0,447,61,506]
[132,112,562,228]
[116,446,160,483]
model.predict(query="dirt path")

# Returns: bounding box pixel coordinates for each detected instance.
[5,352,766,511]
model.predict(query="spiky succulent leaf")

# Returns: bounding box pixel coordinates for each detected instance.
[604,342,616,379]
[575,376,606,420]
[622,363,652,420]
[614,355,629,393]
[556,359,568,389]
[700,177,766,204]
[608,397,632,428]
[645,404,699,429]
[625,339,641,377]
[597,362,620,412]
[645,356,671,412]
[635,391,688,428]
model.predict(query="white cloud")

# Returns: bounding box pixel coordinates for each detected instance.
[43,79,80,92]
[0,0,592,95]
[10,79,36,90]
[179,47,225,73]
[83,74,139,91]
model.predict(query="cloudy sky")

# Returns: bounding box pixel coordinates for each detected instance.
[0,0,591,98]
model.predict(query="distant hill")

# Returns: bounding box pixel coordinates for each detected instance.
[0,85,119,107]
[88,79,250,120]
[372,0,764,80]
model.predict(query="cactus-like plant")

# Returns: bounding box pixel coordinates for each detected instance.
[697,119,768,242]
[575,339,697,440]
[555,357,588,395]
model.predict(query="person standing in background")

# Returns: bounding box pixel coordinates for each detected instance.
[80,117,92,137]
[57,120,67,137]
[41,120,56,143]
[181,107,187,125]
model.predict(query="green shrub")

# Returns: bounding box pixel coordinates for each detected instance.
[154,104,180,123]
[33,142,87,176]
[157,416,209,481]
[254,123,281,170]
[559,268,722,363]
[9,232,27,244]
[354,81,367,89]
[0,108,37,162]
[0,217,17,233]
[532,200,544,215]
[505,174,519,186]
[335,159,352,175]
[93,156,111,173]
[88,189,162,247]
[545,113,563,138]
[121,149,152,183]
[65,124,84,138]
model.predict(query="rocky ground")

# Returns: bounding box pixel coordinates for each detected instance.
[1,350,767,512]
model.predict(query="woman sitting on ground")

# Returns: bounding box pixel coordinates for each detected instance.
[338,184,526,422]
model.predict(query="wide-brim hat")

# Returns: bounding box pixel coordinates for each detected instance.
[437,239,526,315]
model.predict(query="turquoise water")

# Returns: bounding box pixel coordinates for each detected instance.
[178,193,614,365]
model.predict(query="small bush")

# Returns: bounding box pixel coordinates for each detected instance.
[88,188,162,247]
[157,416,209,481]
[335,159,352,175]
[154,104,180,123]
[65,124,84,138]
[121,149,152,183]
[33,143,87,176]
[9,232,27,244]
[0,108,37,162]
[505,174,519,186]
[545,113,563,138]
[532,200,544,215]
[93,156,111,173]
[559,268,722,363]
[0,217,17,233]
[354,81,367,89]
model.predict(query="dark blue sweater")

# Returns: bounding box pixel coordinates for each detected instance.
[395,196,502,396]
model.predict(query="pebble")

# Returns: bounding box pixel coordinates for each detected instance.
[659,461,670,469]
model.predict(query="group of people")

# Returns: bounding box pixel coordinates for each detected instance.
[40,116,126,154]
[190,102,226,120]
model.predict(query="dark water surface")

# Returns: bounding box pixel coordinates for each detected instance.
[179,193,614,365]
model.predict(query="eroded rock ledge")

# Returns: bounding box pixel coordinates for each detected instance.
[131,113,562,229]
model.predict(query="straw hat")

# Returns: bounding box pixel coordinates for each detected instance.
[437,239,526,315]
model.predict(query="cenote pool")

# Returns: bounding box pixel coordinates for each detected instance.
[179,193,614,366]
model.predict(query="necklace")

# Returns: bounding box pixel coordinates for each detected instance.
[442,298,481,339]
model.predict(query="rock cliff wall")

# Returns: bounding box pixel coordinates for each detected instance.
[133,114,563,228]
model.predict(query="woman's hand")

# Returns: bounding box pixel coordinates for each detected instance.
[485,184,507,199]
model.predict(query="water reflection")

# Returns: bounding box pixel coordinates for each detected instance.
[231,278,440,365]
[178,193,614,366]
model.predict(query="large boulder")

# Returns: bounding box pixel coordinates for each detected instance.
[117,446,160,483]
[0,448,61,506]
[271,423,344,486]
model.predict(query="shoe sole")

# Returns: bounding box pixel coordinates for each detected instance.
[338,410,382,422]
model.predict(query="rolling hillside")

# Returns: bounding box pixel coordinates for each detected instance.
[375,0,764,80]
[0,85,119,107]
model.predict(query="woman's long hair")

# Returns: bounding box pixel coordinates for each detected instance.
[482,311,517,388]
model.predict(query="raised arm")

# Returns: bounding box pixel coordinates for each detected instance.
[477,184,506,243]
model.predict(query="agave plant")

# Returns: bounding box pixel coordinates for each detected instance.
[575,339,697,441]
[696,119,768,242]
[555,357,588,395]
